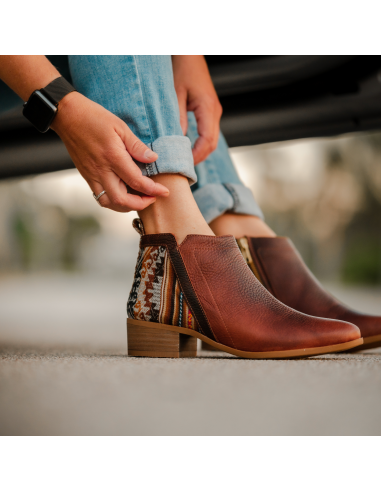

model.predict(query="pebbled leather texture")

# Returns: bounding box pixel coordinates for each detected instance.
[177,234,360,352]
[247,236,381,339]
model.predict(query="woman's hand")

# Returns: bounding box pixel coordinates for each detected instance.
[52,92,169,212]
[172,55,222,165]
[0,55,168,212]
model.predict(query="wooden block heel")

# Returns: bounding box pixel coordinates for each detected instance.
[127,319,197,358]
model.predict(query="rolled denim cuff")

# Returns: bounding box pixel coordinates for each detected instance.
[135,136,197,185]
[193,183,264,224]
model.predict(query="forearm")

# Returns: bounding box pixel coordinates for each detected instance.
[171,55,209,91]
[171,55,206,70]
[0,55,60,100]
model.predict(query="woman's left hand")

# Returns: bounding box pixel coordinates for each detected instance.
[172,55,222,165]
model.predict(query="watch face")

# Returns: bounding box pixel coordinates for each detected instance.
[22,91,57,133]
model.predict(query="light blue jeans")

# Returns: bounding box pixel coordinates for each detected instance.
[69,55,263,223]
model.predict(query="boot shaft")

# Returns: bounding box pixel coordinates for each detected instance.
[127,242,199,330]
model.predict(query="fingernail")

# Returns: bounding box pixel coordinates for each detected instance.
[157,185,169,196]
[144,149,158,160]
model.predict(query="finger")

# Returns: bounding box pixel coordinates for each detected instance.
[91,179,122,209]
[98,192,156,212]
[104,172,157,212]
[92,173,157,212]
[192,108,220,165]
[91,181,110,207]
[176,89,188,135]
[111,149,169,197]
[119,125,159,164]
[192,136,214,165]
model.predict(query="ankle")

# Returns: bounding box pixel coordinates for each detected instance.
[210,213,276,238]
[138,174,214,243]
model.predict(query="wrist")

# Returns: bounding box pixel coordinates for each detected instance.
[50,91,83,134]
[22,76,78,134]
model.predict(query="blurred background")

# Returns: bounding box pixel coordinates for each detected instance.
[1,56,381,352]
[1,133,381,351]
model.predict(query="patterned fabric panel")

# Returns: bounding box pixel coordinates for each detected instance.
[127,246,145,319]
[127,245,199,331]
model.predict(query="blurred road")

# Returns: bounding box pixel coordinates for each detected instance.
[1,273,381,435]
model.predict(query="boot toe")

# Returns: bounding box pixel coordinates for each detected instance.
[320,318,361,346]
[339,312,381,339]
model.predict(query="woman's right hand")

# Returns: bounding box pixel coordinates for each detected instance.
[51,91,169,212]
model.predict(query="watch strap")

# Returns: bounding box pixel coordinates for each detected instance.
[40,76,76,106]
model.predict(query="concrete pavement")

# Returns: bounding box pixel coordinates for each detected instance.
[1,273,381,435]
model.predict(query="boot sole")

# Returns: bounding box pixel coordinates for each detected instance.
[346,333,381,352]
[127,318,363,359]
[203,333,381,353]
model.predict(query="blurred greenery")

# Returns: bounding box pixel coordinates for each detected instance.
[10,206,100,272]
[62,216,100,270]
[342,240,381,284]
[13,213,33,269]
[341,199,381,285]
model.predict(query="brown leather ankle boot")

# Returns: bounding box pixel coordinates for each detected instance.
[236,236,381,350]
[127,219,362,358]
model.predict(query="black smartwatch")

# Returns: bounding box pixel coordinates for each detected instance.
[22,76,77,133]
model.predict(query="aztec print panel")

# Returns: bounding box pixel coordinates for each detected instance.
[127,245,199,331]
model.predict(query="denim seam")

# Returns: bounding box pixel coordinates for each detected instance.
[146,143,159,176]
[132,56,158,174]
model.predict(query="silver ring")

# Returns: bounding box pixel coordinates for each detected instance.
[93,190,106,204]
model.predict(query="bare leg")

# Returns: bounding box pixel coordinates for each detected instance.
[138,174,214,244]
[210,213,276,238]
